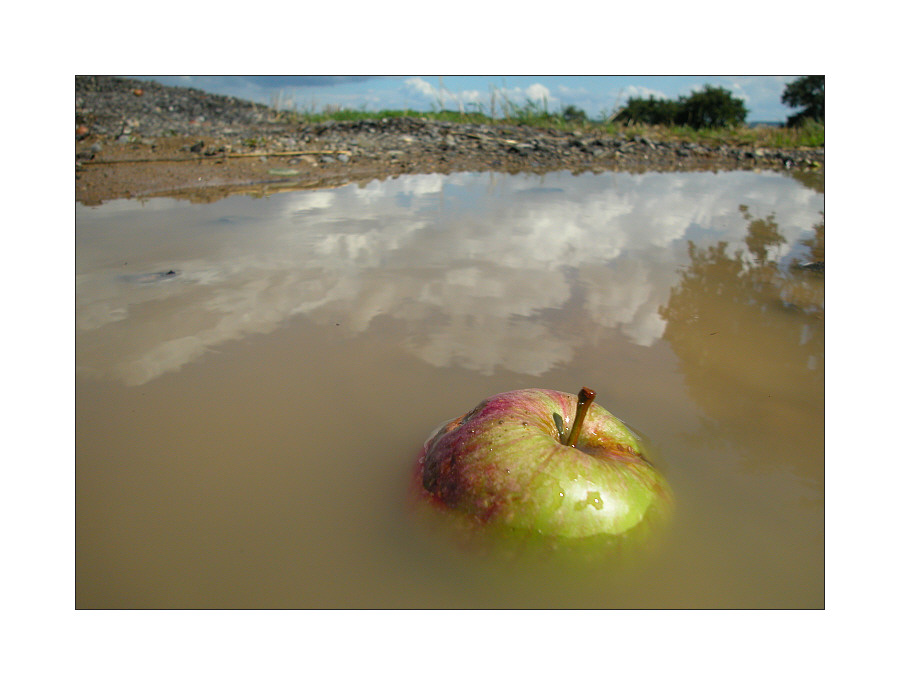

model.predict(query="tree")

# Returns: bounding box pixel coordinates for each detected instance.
[615,95,680,125]
[612,86,747,129]
[782,76,824,127]
[561,105,587,123]
[674,85,748,129]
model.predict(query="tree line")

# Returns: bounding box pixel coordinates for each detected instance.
[611,76,824,129]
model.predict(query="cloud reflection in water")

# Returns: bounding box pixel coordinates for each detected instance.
[76,170,824,385]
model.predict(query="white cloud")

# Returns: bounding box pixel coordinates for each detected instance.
[403,76,438,99]
[402,77,482,111]
[557,85,589,97]
[620,85,668,101]
[403,78,561,113]
[525,83,551,102]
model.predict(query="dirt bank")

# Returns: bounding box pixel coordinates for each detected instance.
[75,76,825,205]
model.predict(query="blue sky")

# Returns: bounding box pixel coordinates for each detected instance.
[129,75,804,123]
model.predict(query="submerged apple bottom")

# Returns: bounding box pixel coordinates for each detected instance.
[414,389,673,543]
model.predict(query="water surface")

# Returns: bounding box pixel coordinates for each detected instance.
[76,169,824,608]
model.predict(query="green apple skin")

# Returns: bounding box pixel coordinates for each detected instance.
[414,388,672,541]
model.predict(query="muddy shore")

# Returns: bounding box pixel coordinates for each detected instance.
[75,76,825,206]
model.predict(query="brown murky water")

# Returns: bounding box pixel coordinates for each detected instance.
[76,169,824,608]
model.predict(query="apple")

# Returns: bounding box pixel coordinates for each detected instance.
[411,387,672,544]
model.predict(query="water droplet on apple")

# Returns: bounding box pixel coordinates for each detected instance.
[572,489,604,511]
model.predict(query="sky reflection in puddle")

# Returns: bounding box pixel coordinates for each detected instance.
[76,169,823,387]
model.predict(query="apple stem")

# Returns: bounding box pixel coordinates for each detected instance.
[565,387,596,447]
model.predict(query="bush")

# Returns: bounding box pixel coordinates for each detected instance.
[615,96,680,125]
[561,104,587,123]
[614,85,747,129]
[674,85,748,129]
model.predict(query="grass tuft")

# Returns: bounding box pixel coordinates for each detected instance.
[265,95,824,149]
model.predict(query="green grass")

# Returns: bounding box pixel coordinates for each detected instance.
[760,119,825,147]
[269,101,823,149]
[596,121,824,149]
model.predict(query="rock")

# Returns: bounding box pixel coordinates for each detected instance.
[570,138,590,151]
[119,270,179,284]
[74,76,825,205]
[793,260,824,273]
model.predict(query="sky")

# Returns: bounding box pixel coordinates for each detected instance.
[128,75,804,123]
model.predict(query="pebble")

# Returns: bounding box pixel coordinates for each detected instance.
[75,76,825,179]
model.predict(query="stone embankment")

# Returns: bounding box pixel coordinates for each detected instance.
[76,76,825,205]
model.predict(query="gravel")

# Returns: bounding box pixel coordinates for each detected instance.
[76,76,825,205]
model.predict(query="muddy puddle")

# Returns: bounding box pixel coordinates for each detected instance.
[76,169,824,608]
